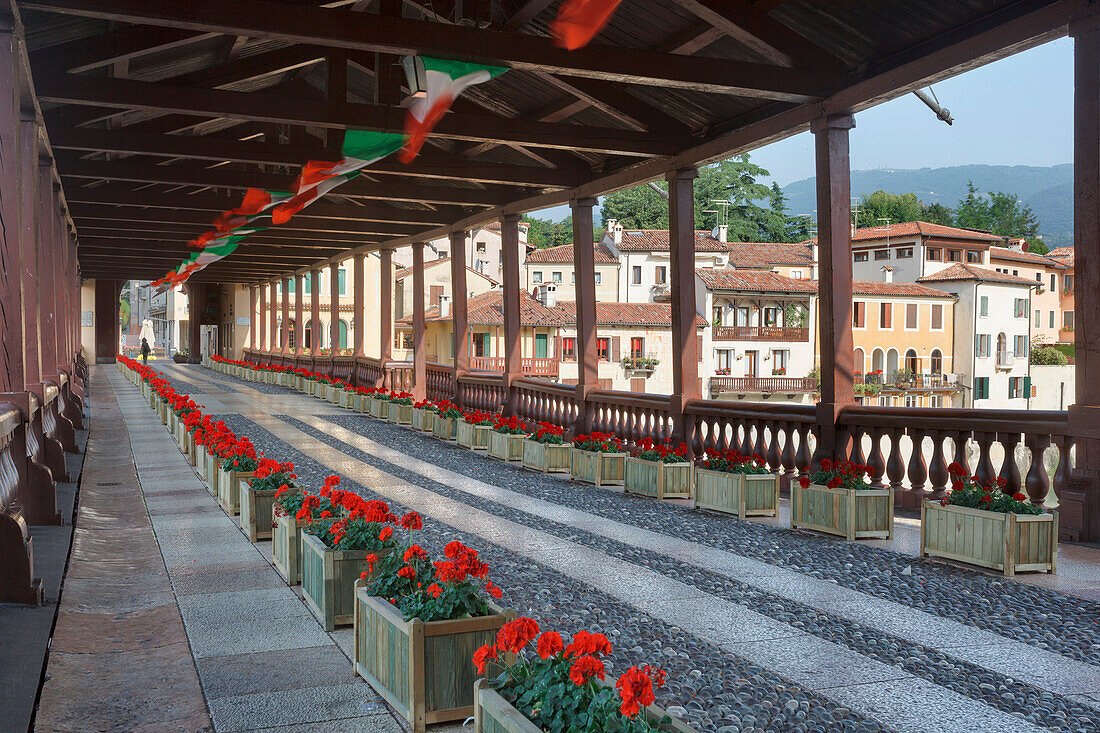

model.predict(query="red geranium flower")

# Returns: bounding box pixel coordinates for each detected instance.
[537,631,564,659]
[496,617,540,654]
[569,655,605,686]
[473,644,498,674]
[616,666,657,717]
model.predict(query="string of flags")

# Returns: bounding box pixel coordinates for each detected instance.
[152,0,624,290]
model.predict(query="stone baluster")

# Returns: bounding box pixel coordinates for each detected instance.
[1025,433,1052,505]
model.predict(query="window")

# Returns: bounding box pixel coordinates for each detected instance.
[655,266,667,284]
[594,272,602,285]
[879,396,892,407]
[974,377,990,400]
[879,302,892,329]
[744,350,758,377]
[571,272,575,284]
[1014,298,1028,318]
[853,252,869,262]
[1035,309,1041,328]
[1065,274,1074,293]
[1012,269,1019,276]
[552,271,562,283]
[596,337,610,361]
[1036,273,1043,283]
[931,304,943,330]
[630,337,645,358]
[1050,311,1056,329]
[1051,273,1057,291]
[561,337,576,361]
[930,395,943,408]
[979,295,989,317]
[715,349,731,372]
[905,303,918,329]
[905,348,919,374]
[947,249,962,262]
[532,271,543,284]
[763,307,780,327]
[904,395,918,408]
[1014,334,1028,357]
[631,266,642,284]
[853,301,866,328]
[1065,310,1075,330]
[735,307,750,327]
[438,250,448,259]
[773,349,789,372]
[930,349,942,375]
[791,270,803,278]
[967,250,982,264]
[976,334,991,357]
[897,247,913,259]
[338,269,346,296]
[874,250,890,260]
[476,241,486,253]
[927,248,942,261]
[1009,377,1026,399]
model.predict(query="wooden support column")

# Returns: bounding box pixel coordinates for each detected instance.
[309,268,320,359]
[294,273,305,354]
[501,214,522,416]
[1066,19,1100,542]
[353,252,365,357]
[412,242,427,401]
[20,117,41,394]
[36,163,57,382]
[54,205,71,373]
[0,18,23,397]
[668,169,700,448]
[811,114,856,471]
[450,231,468,404]
[572,197,598,434]
[379,249,393,384]
[248,285,258,350]
[187,282,202,362]
[280,276,291,357]
[267,280,277,352]
[329,262,341,355]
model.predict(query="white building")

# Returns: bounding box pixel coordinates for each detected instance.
[988,239,1068,344]
[394,222,532,283]
[847,221,1001,282]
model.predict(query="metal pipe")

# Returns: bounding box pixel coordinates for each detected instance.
[913,89,953,125]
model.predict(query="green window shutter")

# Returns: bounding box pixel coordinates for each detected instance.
[304,274,312,295]
[338,269,346,295]
[1024,376,1031,398]
[1008,379,1013,399]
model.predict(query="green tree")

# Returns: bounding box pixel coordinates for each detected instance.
[599,184,669,229]
[920,202,954,226]
[522,214,603,249]
[953,180,1041,239]
[1027,238,1050,255]
[856,190,924,228]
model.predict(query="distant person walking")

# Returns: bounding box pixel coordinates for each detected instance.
[140,337,150,364]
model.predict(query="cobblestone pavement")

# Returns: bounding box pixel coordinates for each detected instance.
[144,362,1100,733]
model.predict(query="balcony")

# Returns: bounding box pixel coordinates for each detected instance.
[713,325,810,342]
[996,351,1016,370]
[709,376,819,397]
[470,356,559,377]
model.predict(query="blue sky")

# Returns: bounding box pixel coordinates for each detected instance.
[532,36,1073,221]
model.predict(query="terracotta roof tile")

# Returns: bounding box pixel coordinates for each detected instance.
[848,281,957,298]
[393,257,499,285]
[988,246,1066,268]
[916,263,1037,286]
[555,301,708,327]
[399,292,705,328]
[615,230,736,252]
[525,243,618,264]
[848,221,1005,243]
[1048,247,1075,266]
[725,243,815,268]
[697,268,816,293]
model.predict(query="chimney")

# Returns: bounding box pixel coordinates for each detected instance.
[536,283,557,308]
[439,294,451,318]
[607,218,623,245]
[881,265,893,283]
[713,224,728,243]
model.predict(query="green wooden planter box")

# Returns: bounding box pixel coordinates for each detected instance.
[301,532,378,631]
[693,469,778,518]
[412,408,434,433]
[521,440,571,473]
[487,431,525,461]
[167,409,177,436]
[203,451,217,496]
[570,449,626,487]
[272,510,338,585]
[473,679,697,733]
[433,415,458,441]
[921,500,1057,576]
[369,398,389,418]
[354,588,513,733]
[791,483,893,541]
[174,418,187,453]
[388,402,414,425]
[239,480,294,542]
[624,458,693,500]
[339,390,358,409]
[216,468,256,516]
[265,371,276,384]
[328,385,344,403]
[457,421,492,450]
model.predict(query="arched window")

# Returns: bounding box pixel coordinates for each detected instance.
[853,347,866,376]
[996,332,1007,359]
[303,326,312,350]
[338,319,349,350]
[905,348,919,375]
[886,348,899,380]
[930,349,942,375]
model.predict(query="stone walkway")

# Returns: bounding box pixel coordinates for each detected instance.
[99,361,1100,733]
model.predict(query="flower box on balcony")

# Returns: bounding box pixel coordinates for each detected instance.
[388,402,413,425]
[521,439,571,473]
[457,421,492,451]
[624,458,693,500]
[570,449,626,487]
[239,480,294,542]
[301,533,380,631]
[472,679,696,733]
[920,500,1057,576]
[791,483,893,540]
[694,469,778,518]
[369,397,388,419]
[216,468,256,516]
[433,415,458,441]
[412,407,434,433]
[272,511,338,585]
[487,431,525,461]
[354,588,512,733]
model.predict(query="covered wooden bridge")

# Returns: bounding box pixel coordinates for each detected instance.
[2,0,1100,611]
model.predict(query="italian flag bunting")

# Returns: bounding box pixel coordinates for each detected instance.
[400,57,508,163]
[551,0,624,50]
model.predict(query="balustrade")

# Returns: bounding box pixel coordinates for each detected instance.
[456,374,507,413]
[712,325,810,342]
[385,361,414,392]
[426,363,456,404]
[512,378,579,430]
[469,356,558,377]
[0,403,44,604]
[587,390,673,446]
[710,376,818,396]
[355,357,385,388]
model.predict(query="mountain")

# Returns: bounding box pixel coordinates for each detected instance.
[780,164,1074,247]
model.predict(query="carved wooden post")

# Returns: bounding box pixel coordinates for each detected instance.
[36,162,57,380]
[572,197,598,435]
[329,261,341,357]
[0,23,23,397]
[668,169,700,450]
[309,267,320,360]
[1065,19,1100,542]
[187,282,202,363]
[280,276,291,358]
[501,214,522,416]
[266,280,276,352]
[248,285,258,350]
[379,249,393,386]
[450,232,468,405]
[811,114,856,477]
[353,252,365,357]
[294,273,305,354]
[19,116,40,394]
[412,242,427,401]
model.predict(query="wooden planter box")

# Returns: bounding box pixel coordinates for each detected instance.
[521,440,571,473]
[433,415,458,441]
[412,408,434,433]
[303,379,316,395]
[203,451,217,495]
[174,418,187,452]
[354,589,513,733]
[791,483,893,540]
[570,449,626,487]
[694,469,779,518]
[388,402,413,425]
[300,532,378,631]
[457,422,492,450]
[487,431,525,461]
[340,390,359,410]
[921,500,1057,576]
[624,458,693,500]
[272,511,338,585]
[265,371,276,384]
[473,679,696,733]
[216,468,256,516]
[328,385,343,403]
[369,398,389,418]
[239,480,292,542]
[167,409,178,435]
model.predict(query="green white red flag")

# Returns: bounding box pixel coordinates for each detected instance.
[400,57,508,163]
[551,0,624,50]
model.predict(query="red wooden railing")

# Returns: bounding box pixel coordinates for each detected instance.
[712,325,810,341]
[457,373,507,412]
[513,377,580,428]
[710,376,818,396]
[469,356,559,377]
[426,362,455,403]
